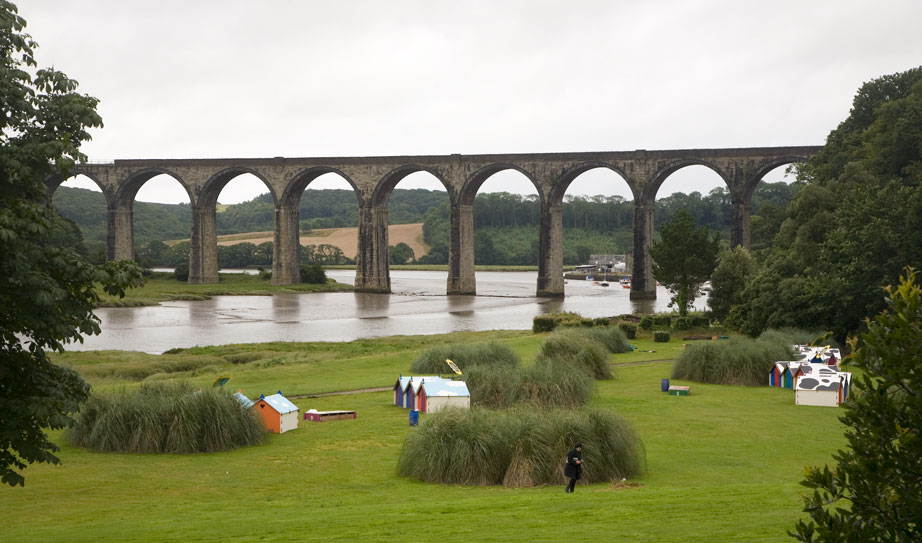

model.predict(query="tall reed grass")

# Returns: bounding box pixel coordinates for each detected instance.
[671,337,795,386]
[398,407,645,487]
[536,329,613,379]
[582,326,633,353]
[463,361,594,409]
[67,382,266,453]
[409,341,520,374]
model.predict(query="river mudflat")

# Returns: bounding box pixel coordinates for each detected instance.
[71,270,705,354]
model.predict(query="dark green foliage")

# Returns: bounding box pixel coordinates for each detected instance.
[672,317,691,330]
[174,261,189,282]
[397,407,645,487]
[537,330,613,380]
[66,382,266,453]
[734,67,922,343]
[388,242,415,265]
[690,315,710,328]
[792,270,922,542]
[0,3,145,487]
[639,316,653,330]
[409,341,520,374]
[617,321,637,339]
[592,317,610,327]
[651,210,720,317]
[671,337,794,386]
[532,316,557,333]
[708,246,758,324]
[653,331,671,343]
[299,263,327,284]
[653,315,672,327]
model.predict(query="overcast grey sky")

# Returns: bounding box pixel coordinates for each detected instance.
[24,1,922,204]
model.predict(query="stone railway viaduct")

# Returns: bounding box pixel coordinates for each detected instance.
[49,146,821,299]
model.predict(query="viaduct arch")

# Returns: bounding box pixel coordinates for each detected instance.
[55,146,820,299]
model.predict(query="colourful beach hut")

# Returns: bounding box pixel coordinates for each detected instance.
[252,393,299,433]
[417,379,470,413]
[769,362,786,387]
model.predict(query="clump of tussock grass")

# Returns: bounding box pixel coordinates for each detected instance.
[581,326,632,354]
[536,330,613,380]
[410,341,520,374]
[672,337,795,386]
[398,407,645,487]
[464,361,594,409]
[67,381,266,453]
[757,327,841,350]
[463,365,524,409]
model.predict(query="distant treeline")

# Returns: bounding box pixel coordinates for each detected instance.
[54,182,799,266]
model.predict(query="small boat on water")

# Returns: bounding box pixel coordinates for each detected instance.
[600,282,609,287]
[620,278,631,289]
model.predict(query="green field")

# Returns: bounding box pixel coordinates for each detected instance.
[2,332,845,542]
[97,272,353,307]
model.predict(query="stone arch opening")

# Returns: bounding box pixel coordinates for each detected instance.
[274,168,362,285]
[651,163,731,243]
[745,160,807,251]
[198,169,277,271]
[50,173,110,263]
[374,167,450,275]
[556,165,635,272]
[469,167,541,268]
[112,170,192,265]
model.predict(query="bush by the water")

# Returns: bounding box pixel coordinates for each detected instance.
[67,382,266,453]
[617,321,637,339]
[653,331,671,343]
[299,263,326,284]
[671,338,795,386]
[536,330,613,379]
[410,341,520,374]
[397,407,645,487]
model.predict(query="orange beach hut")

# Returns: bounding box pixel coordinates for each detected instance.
[252,393,299,433]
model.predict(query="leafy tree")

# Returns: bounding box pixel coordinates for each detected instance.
[299,263,327,284]
[733,67,922,342]
[791,269,922,542]
[707,246,758,324]
[650,210,720,316]
[0,1,143,487]
[388,242,415,265]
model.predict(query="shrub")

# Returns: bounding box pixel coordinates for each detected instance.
[653,331,671,343]
[672,317,691,330]
[67,382,266,453]
[174,261,189,282]
[520,361,594,409]
[257,267,272,281]
[579,318,594,328]
[410,341,520,374]
[532,316,557,333]
[300,263,326,284]
[398,407,646,487]
[639,316,653,330]
[537,330,612,380]
[617,321,637,339]
[592,317,610,327]
[671,337,795,386]
[691,315,710,328]
[653,315,672,327]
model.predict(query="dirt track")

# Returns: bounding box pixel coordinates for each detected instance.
[216,223,428,260]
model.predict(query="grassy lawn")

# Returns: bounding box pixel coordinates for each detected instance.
[97,272,353,307]
[3,331,846,542]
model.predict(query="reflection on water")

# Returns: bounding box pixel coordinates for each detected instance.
[72,271,706,353]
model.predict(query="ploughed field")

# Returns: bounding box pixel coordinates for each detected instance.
[2,331,845,543]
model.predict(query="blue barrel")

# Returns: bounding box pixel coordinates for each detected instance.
[661,378,670,392]
[409,410,419,426]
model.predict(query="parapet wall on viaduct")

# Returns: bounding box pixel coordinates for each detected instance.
[50,146,821,299]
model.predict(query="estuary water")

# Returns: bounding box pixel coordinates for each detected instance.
[70,270,706,354]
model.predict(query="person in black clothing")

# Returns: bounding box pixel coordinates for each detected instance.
[564,443,583,493]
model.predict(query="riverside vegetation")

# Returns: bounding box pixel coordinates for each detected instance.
[0,326,848,542]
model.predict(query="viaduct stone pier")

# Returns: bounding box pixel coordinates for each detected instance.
[49,146,820,299]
